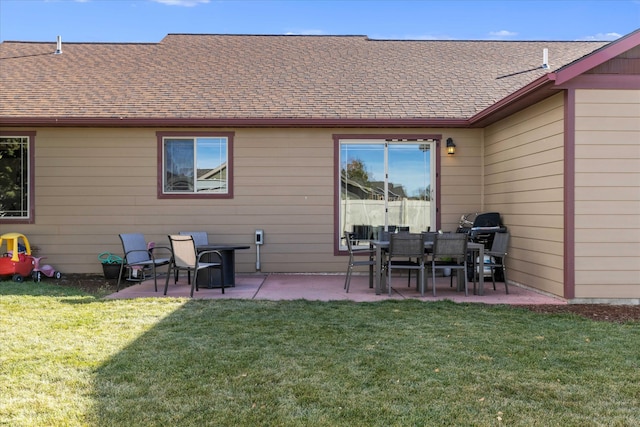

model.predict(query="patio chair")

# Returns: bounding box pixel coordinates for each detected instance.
[386,233,425,296]
[177,231,210,283]
[344,232,376,293]
[431,233,468,296]
[117,233,171,292]
[404,231,437,288]
[484,232,510,294]
[165,234,225,297]
[178,231,209,246]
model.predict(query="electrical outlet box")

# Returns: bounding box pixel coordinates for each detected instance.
[255,229,264,245]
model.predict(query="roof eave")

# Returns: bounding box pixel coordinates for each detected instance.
[470,29,640,126]
[0,116,471,128]
[469,74,558,127]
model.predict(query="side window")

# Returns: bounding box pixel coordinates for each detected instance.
[0,133,34,223]
[157,132,234,199]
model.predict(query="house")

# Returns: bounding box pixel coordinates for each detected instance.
[1,30,639,303]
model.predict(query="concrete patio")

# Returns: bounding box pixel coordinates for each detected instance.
[105,273,567,305]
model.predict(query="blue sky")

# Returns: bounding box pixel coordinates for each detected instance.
[0,0,638,43]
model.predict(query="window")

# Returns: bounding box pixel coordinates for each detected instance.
[335,135,438,250]
[157,132,234,199]
[0,133,34,223]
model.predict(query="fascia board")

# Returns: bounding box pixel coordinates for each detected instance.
[555,29,640,85]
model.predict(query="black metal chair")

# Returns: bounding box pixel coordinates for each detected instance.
[344,232,376,293]
[117,233,171,292]
[386,233,425,296]
[431,233,468,296]
[485,232,510,294]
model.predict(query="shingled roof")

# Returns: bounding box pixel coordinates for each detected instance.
[0,34,609,124]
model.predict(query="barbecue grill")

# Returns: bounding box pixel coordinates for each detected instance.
[456,212,506,249]
[457,212,507,281]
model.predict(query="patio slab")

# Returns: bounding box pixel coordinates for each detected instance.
[105,273,567,305]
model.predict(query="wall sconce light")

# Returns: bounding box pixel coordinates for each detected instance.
[446,138,456,155]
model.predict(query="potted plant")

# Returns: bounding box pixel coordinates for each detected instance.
[98,252,124,280]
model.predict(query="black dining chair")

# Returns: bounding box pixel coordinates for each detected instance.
[344,232,376,293]
[484,232,510,294]
[431,233,468,296]
[386,233,426,296]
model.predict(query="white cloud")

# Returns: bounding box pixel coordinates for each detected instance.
[576,32,623,41]
[152,0,210,6]
[488,30,518,38]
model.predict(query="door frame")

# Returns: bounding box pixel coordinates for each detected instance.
[333,133,442,254]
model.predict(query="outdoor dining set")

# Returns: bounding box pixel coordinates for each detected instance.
[344,228,510,298]
[115,232,249,298]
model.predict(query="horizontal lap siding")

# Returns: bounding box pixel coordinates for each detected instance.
[574,89,640,298]
[439,130,483,231]
[234,129,336,272]
[11,128,341,273]
[24,129,166,273]
[483,94,565,296]
[8,127,483,274]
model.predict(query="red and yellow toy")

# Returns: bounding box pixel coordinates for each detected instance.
[0,233,61,282]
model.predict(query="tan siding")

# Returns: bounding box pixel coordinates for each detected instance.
[576,159,638,173]
[486,202,564,216]
[575,202,639,217]
[574,284,640,298]
[484,162,563,184]
[237,129,347,272]
[439,130,483,230]
[486,176,562,193]
[573,89,640,104]
[574,89,640,299]
[6,126,483,275]
[483,93,566,297]
[576,171,640,187]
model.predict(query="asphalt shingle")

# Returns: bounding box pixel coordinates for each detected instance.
[0,34,609,120]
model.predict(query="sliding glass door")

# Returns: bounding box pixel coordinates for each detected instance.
[339,139,435,248]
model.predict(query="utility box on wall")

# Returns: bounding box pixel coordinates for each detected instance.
[255,229,264,270]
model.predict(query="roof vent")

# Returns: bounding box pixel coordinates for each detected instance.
[542,48,549,69]
[55,36,62,55]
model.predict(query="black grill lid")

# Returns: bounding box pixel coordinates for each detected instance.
[472,212,502,228]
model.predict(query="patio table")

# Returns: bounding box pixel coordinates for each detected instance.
[196,244,249,288]
[371,239,486,296]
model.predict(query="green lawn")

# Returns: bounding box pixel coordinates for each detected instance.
[1,281,638,427]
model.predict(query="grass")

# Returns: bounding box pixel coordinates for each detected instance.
[1,281,639,426]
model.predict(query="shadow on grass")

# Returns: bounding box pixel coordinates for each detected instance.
[87,298,640,426]
[5,281,638,425]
